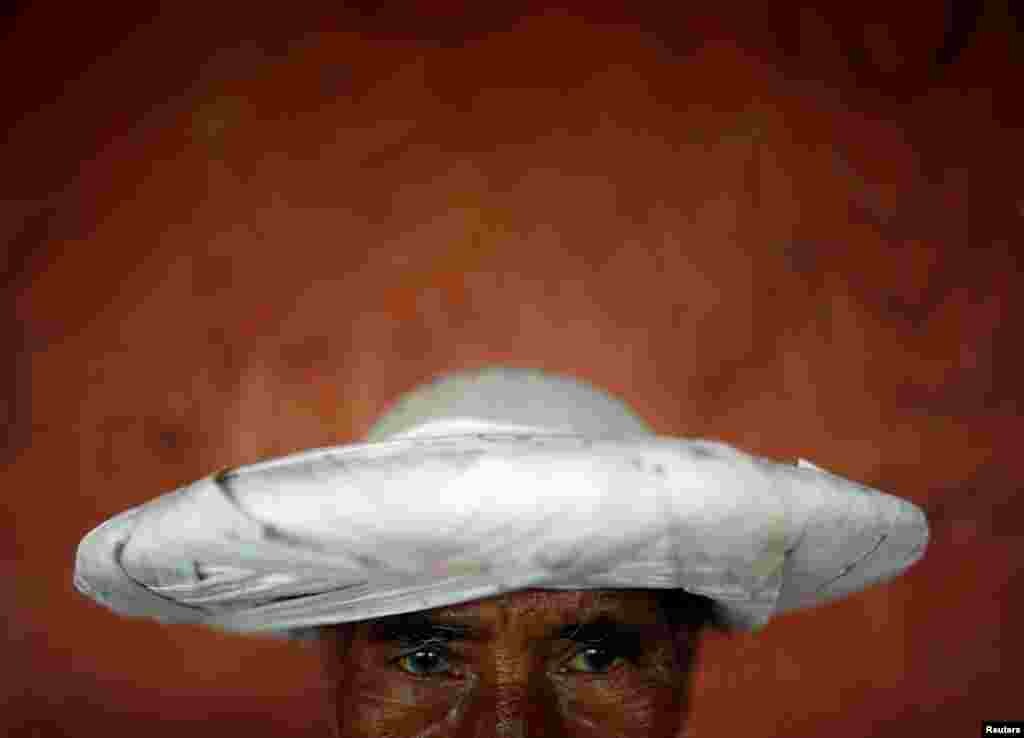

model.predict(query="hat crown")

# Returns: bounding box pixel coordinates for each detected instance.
[365,367,653,441]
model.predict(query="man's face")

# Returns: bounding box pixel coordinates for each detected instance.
[319,589,699,738]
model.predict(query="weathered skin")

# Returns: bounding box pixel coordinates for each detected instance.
[319,589,701,738]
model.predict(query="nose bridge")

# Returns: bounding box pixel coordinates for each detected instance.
[473,678,554,738]
[459,640,564,738]
[492,641,538,737]
[492,680,531,738]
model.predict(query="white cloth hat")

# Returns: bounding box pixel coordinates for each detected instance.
[73,367,928,634]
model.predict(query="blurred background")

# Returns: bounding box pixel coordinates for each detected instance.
[3,2,1021,736]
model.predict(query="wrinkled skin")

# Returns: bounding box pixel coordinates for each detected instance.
[319,589,701,738]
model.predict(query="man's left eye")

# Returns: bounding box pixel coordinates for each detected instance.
[562,646,624,674]
[395,647,452,676]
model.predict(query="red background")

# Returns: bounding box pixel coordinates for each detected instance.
[3,3,1022,736]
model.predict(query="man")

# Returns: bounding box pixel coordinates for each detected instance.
[75,367,928,737]
[317,588,720,737]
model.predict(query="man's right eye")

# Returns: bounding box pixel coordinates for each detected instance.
[561,645,625,674]
[394,646,452,677]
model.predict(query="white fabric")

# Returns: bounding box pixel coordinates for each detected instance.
[73,368,929,635]
[74,434,928,634]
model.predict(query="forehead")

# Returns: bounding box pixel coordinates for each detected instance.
[421,588,663,630]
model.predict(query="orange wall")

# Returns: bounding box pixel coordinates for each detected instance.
[4,4,1021,736]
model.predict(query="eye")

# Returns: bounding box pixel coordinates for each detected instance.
[562,645,624,674]
[394,646,452,677]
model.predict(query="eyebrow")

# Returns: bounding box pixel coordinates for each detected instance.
[555,616,646,645]
[368,612,647,649]
[369,615,476,644]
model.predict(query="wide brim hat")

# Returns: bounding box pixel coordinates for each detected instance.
[74,367,929,634]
